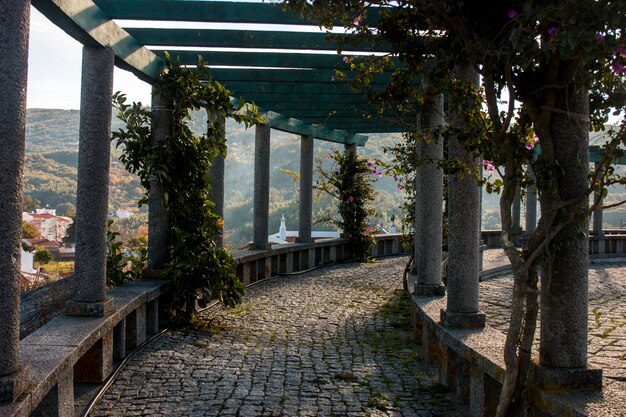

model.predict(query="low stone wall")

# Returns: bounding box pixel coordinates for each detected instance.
[20,275,76,339]
[589,233,626,258]
[2,279,169,417]
[232,234,410,285]
[409,261,620,417]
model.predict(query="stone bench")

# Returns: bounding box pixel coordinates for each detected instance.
[0,279,169,417]
[409,266,623,417]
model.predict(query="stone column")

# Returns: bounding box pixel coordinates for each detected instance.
[148,87,172,269]
[209,116,226,248]
[0,0,30,402]
[345,143,357,159]
[512,185,522,235]
[296,135,314,243]
[537,85,601,389]
[67,46,115,317]
[412,152,422,277]
[251,124,271,250]
[413,94,445,296]
[441,64,485,328]
[526,168,538,237]
[592,162,604,236]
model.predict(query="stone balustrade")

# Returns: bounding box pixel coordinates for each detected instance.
[1,279,168,417]
[232,234,409,285]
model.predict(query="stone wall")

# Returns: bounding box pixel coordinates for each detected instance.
[19,275,76,339]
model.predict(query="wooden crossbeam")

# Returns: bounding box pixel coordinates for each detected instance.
[94,0,381,26]
[125,28,390,52]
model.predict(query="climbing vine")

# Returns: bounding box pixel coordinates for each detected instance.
[283,1,625,415]
[316,149,376,261]
[112,53,262,323]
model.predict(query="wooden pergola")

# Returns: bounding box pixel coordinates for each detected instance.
[32,0,409,145]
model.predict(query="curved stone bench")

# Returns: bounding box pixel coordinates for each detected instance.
[232,234,409,285]
[1,279,169,417]
[409,261,623,417]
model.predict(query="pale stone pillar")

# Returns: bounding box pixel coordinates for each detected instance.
[296,135,314,243]
[441,64,485,328]
[526,168,538,237]
[537,87,601,388]
[251,124,271,250]
[209,116,226,248]
[592,162,604,236]
[148,88,171,269]
[0,0,30,401]
[413,94,445,296]
[512,185,522,234]
[67,46,115,317]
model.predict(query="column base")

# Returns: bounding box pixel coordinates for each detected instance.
[249,242,272,250]
[535,364,602,390]
[440,310,486,329]
[66,298,113,317]
[295,237,314,244]
[414,282,446,296]
[0,366,29,403]
[142,268,166,279]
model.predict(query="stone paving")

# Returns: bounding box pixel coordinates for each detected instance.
[480,249,626,386]
[90,257,463,417]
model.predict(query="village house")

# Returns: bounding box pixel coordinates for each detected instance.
[22,208,73,242]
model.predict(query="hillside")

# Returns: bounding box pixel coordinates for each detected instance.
[24,109,407,247]
[25,109,626,246]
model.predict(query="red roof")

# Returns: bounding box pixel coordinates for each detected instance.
[24,238,59,248]
[29,213,56,220]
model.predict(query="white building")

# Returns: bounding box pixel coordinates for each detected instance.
[20,248,35,274]
[23,212,73,242]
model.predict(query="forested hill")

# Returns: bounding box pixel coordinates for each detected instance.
[24,109,626,245]
[24,108,407,247]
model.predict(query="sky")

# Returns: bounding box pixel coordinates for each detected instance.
[27,7,151,109]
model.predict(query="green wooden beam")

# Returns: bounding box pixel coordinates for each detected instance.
[222,81,383,96]
[95,0,381,26]
[125,28,390,52]
[154,50,399,71]
[241,93,370,105]
[32,0,163,83]
[260,111,368,146]
[589,146,626,165]
[207,68,393,85]
[318,122,407,133]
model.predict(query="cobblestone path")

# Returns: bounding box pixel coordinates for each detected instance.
[91,257,463,417]
[480,251,626,386]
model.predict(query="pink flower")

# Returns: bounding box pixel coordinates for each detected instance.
[343,56,349,63]
[378,172,383,178]
[397,184,404,190]
[613,45,626,58]
[331,75,336,81]
[347,196,354,203]
[612,63,626,75]
[508,9,518,19]
[526,134,539,150]
[353,17,360,26]
[326,153,333,160]
[547,27,558,37]
[483,160,495,173]
[372,169,377,175]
